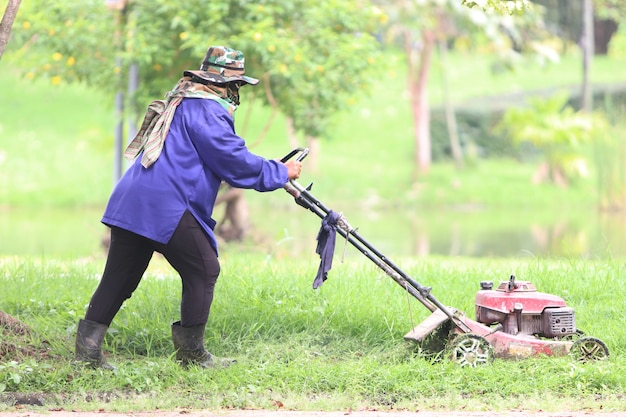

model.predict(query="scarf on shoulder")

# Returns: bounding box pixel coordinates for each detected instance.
[124,76,236,168]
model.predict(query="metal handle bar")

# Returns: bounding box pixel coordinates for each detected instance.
[284,177,469,331]
[282,148,310,201]
[280,147,310,163]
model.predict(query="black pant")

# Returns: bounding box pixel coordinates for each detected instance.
[85,211,220,328]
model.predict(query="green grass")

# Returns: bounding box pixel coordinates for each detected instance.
[0,66,113,207]
[1,255,625,411]
[430,52,626,109]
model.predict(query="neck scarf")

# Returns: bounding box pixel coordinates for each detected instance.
[124,77,236,168]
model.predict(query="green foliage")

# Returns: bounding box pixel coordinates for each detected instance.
[496,92,608,185]
[594,0,626,21]
[430,109,516,160]
[462,0,533,15]
[430,84,626,163]
[0,361,34,393]
[8,1,118,89]
[8,0,384,138]
[500,93,597,148]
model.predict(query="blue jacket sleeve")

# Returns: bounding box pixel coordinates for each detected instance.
[185,99,288,191]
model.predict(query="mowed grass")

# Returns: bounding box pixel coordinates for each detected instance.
[1,255,625,412]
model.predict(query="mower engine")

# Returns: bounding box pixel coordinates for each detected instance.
[475,275,576,338]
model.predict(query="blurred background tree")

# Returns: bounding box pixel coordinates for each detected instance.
[7,0,383,145]
[0,0,21,58]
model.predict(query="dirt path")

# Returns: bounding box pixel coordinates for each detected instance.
[2,410,626,417]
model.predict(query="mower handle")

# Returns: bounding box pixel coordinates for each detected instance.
[282,147,310,202]
[280,147,309,163]
[280,147,470,331]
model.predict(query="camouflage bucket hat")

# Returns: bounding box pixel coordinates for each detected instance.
[184,46,259,86]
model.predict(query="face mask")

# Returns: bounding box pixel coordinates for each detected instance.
[226,81,242,106]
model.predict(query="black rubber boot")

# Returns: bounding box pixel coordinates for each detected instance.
[171,321,235,369]
[75,319,115,370]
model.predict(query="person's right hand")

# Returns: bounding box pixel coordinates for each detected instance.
[284,160,302,180]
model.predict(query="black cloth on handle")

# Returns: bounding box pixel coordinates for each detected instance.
[313,210,340,289]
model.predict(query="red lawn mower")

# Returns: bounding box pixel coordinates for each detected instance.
[282,148,609,367]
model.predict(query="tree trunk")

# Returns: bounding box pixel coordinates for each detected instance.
[305,136,319,174]
[407,29,435,180]
[0,0,22,60]
[581,0,594,113]
[286,117,299,149]
[438,39,463,169]
[215,184,249,242]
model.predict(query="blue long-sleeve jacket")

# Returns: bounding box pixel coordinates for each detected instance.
[101,98,288,253]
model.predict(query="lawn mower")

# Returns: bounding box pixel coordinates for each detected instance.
[281,148,609,367]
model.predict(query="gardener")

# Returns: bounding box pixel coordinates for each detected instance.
[75,46,302,370]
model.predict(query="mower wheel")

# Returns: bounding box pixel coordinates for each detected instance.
[557,329,585,341]
[449,334,494,368]
[569,336,609,362]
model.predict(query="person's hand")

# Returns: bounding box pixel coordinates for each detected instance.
[284,160,302,180]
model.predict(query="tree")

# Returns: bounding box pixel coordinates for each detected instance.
[373,0,541,179]
[7,1,120,87]
[0,0,21,59]
[581,0,594,113]
[0,0,24,334]
[532,0,625,56]
[529,0,625,113]
[9,0,382,140]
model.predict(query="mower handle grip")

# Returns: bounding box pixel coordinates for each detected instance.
[280,147,309,163]
[282,148,310,201]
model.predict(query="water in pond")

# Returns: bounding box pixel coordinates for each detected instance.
[2,205,625,260]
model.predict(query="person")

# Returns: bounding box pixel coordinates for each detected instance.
[75,46,302,369]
